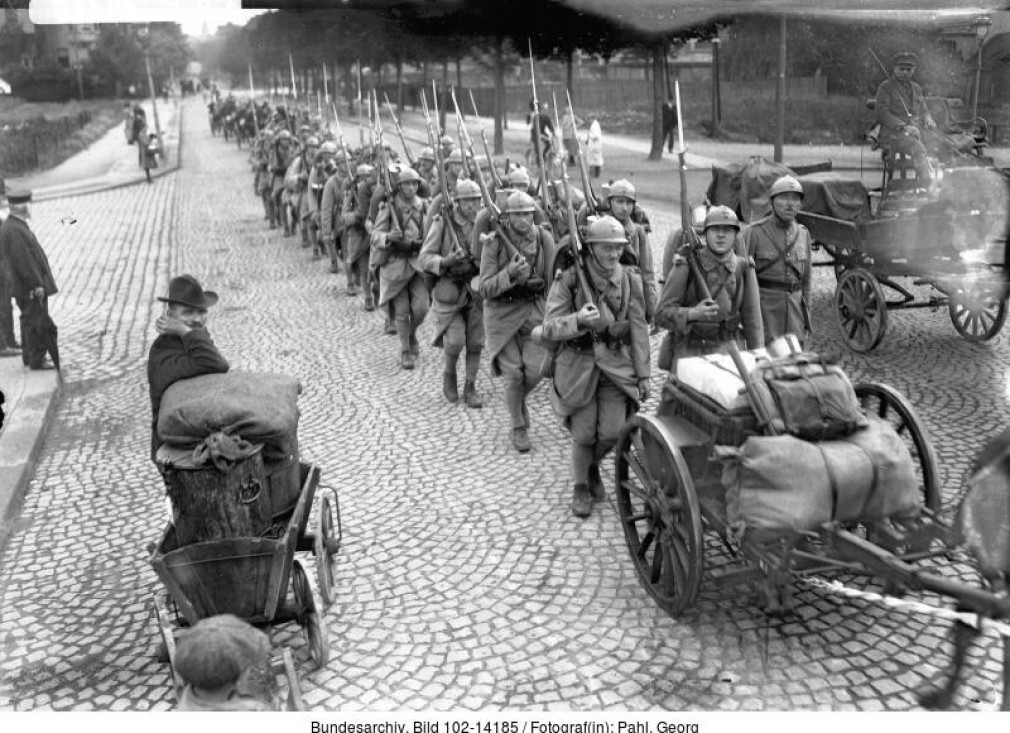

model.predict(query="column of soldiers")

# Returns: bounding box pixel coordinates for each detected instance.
[232,98,813,520]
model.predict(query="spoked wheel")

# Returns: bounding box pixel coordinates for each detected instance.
[313,490,340,607]
[948,286,1007,342]
[614,414,704,616]
[151,596,183,700]
[291,560,329,669]
[854,382,941,511]
[836,267,889,352]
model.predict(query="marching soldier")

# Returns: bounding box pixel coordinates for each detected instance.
[320,156,350,275]
[415,146,438,194]
[479,191,556,453]
[253,129,275,226]
[269,130,297,235]
[739,175,813,346]
[371,168,430,370]
[600,180,657,323]
[424,149,469,233]
[286,135,319,247]
[340,163,378,309]
[419,179,486,407]
[541,216,651,518]
[655,206,764,371]
[305,141,337,261]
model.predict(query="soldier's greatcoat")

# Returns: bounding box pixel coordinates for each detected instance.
[418,208,484,348]
[740,215,812,344]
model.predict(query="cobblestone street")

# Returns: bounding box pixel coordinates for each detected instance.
[0,97,1008,712]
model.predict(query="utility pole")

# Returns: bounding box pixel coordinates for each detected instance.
[142,25,162,145]
[774,15,786,163]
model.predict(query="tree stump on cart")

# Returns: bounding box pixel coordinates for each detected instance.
[158,445,272,545]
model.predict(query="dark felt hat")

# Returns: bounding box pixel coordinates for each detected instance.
[6,188,32,205]
[893,51,918,67]
[157,274,219,308]
[174,614,269,689]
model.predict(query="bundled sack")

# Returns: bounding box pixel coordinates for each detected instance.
[749,353,868,440]
[717,415,922,535]
[675,349,767,413]
[158,371,301,462]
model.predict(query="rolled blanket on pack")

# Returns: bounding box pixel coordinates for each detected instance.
[717,415,921,537]
[157,371,301,462]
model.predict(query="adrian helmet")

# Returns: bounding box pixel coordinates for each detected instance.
[769,175,804,200]
[507,168,531,188]
[703,205,741,231]
[396,167,421,185]
[318,141,338,156]
[453,179,482,200]
[355,163,375,178]
[418,146,436,162]
[607,179,636,202]
[505,191,536,214]
[585,216,628,244]
[304,136,320,148]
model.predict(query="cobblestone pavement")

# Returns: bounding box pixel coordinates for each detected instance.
[0,97,1008,712]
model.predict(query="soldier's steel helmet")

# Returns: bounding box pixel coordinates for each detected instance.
[439,135,454,148]
[397,167,421,184]
[276,129,292,141]
[446,150,466,165]
[703,205,740,231]
[305,136,320,148]
[585,216,628,244]
[418,146,436,162]
[356,163,375,177]
[607,179,636,202]
[319,141,338,155]
[454,179,482,200]
[505,191,536,214]
[769,175,804,199]
[508,168,531,187]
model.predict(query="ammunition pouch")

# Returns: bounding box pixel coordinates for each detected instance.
[446,259,477,282]
[497,277,545,304]
[687,314,743,347]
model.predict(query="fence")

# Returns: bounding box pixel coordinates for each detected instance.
[374,76,827,119]
[0,110,93,176]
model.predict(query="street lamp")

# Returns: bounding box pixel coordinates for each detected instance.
[971,14,991,122]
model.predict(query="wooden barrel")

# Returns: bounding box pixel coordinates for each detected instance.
[157,444,272,545]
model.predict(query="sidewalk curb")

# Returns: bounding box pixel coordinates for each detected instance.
[0,102,186,556]
[0,371,62,554]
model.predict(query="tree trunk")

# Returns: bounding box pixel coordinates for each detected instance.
[648,42,665,160]
[396,55,404,110]
[439,58,449,134]
[493,35,505,154]
[456,55,462,89]
[566,48,574,101]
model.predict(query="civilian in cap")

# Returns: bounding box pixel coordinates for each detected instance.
[874,50,937,185]
[0,179,20,357]
[147,274,229,463]
[0,188,58,368]
[174,614,274,711]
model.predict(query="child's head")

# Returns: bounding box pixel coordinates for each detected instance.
[175,614,269,695]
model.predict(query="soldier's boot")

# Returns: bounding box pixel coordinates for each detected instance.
[396,320,414,370]
[408,325,420,356]
[346,262,358,296]
[571,483,593,518]
[325,239,341,274]
[362,274,376,311]
[463,351,482,409]
[301,222,311,248]
[382,309,396,334]
[588,463,606,502]
[506,384,530,453]
[443,349,460,403]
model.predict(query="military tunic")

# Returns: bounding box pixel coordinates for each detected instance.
[371,192,429,324]
[740,215,812,345]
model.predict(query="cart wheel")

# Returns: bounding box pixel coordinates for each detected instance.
[291,560,329,669]
[836,268,888,352]
[151,597,183,701]
[854,382,941,511]
[314,492,337,607]
[280,647,305,711]
[614,414,704,616]
[948,286,1007,342]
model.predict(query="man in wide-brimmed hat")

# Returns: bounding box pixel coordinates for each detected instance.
[147,274,230,463]
[0,188,57,368]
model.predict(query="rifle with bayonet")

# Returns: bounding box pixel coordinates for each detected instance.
[552,91,594,308]
[673,80,775,434]
[565,90,599,213]
[420,91,464,256]
[331,102,355,179]
[449,89,524,264]
[382,92,415,167]
[452,87,471,180]
[468,89,504,190]
[527,39,552,211]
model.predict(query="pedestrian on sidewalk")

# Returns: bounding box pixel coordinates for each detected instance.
[587,119,604,178]
[0,189,58,370]
[561,108,582,167]
[662,95,678,154]
[141,132,160,183]
[0,181,21,357]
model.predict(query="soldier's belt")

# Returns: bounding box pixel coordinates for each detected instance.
[495,282,544,303]
[757,278,803,293]
[689,316,742,346]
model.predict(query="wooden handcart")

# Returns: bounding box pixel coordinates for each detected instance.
[612,374,1010,708]
[149,461,342,708]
